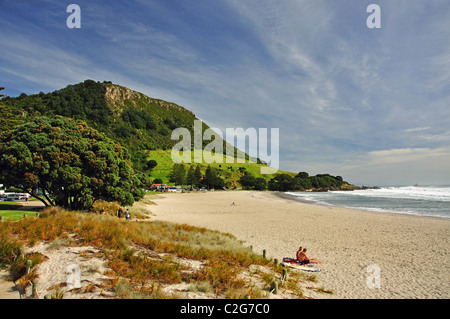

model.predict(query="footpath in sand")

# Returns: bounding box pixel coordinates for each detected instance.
[148,191,450,299]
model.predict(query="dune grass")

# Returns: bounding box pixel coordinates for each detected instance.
[0,203,315,299]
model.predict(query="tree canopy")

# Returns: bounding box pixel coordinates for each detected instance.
[169,164,186,186]
[268,172,346,191]
[0,116,144,210]
[202,165,225,190]
[239,174,267,190]
[186,165,202,189]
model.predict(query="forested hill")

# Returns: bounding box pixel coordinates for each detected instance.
[2,80,200,149]
[1,80,224,171]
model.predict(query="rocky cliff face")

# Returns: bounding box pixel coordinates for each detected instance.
[104,83,195,116]
[105,84,141,106]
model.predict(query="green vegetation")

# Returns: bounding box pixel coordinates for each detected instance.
[168,164,225,189]
[202,165,225,190]
[1,80,221,169]
[268,172,349,191]
[1,80,275,187]
[0,210,37,221]
[169,163,186,186]
[0,116,143,210]
[0,201,23,210]
[239,174,268,191]
[165,161,350,192]
[1,80,110,130]
[0,201,35,221]
[1,80,354,194]
[146,149,292,187]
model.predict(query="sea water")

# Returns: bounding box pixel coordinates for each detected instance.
[286,185,450,219]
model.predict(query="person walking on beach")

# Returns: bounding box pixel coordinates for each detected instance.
[125,209,130,221]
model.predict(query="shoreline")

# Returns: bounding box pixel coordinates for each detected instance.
[276,191,449,221]
[148,190,450,299]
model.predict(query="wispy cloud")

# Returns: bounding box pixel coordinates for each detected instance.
[1,0,449,185]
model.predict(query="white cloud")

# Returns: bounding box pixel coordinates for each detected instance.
[402,127,431,133]
[2,0,450,185]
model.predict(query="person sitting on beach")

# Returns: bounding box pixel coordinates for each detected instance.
[298,248,321,265]
[297,247,310,265]
[296,246,303,263]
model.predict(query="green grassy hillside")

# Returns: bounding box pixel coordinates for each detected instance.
[147,149,294,186]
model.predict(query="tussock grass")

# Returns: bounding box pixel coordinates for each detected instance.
[0,206,314,298]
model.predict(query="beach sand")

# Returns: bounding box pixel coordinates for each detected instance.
[148,191,450,299]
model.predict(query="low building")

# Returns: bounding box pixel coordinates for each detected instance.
[150,184,168,190]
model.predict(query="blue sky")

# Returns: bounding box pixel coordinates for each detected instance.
[1,0,449,186]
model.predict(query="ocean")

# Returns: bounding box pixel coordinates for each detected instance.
[285,185,450,219]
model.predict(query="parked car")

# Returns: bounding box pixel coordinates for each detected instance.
[5,193,27,200]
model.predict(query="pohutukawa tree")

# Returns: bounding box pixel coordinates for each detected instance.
[0,116,144,210]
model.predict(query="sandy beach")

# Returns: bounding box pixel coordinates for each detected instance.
[148,191,450,299]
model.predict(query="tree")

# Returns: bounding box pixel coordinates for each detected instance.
[268,174,294,191]
[193,165,202,187]
[203,165,214,190]
[202,165,224,190]
[240,174,267,191]
[0,116,143,210]
[239,174,256,190]
[169,164,186,186]
[186,166,195,189]
[296,172,309,179]
[292,176,312,190]
[146,159,157,171]
[253,177,267,191]
[136,171,152,190]
[186,165,202,189]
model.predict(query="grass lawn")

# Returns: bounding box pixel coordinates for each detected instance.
[0,210,37,221]
[147,149,294,185]
[0,201,23,209]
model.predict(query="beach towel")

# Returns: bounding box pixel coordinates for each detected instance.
[283,257,300,264]
[283,257,320,265]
